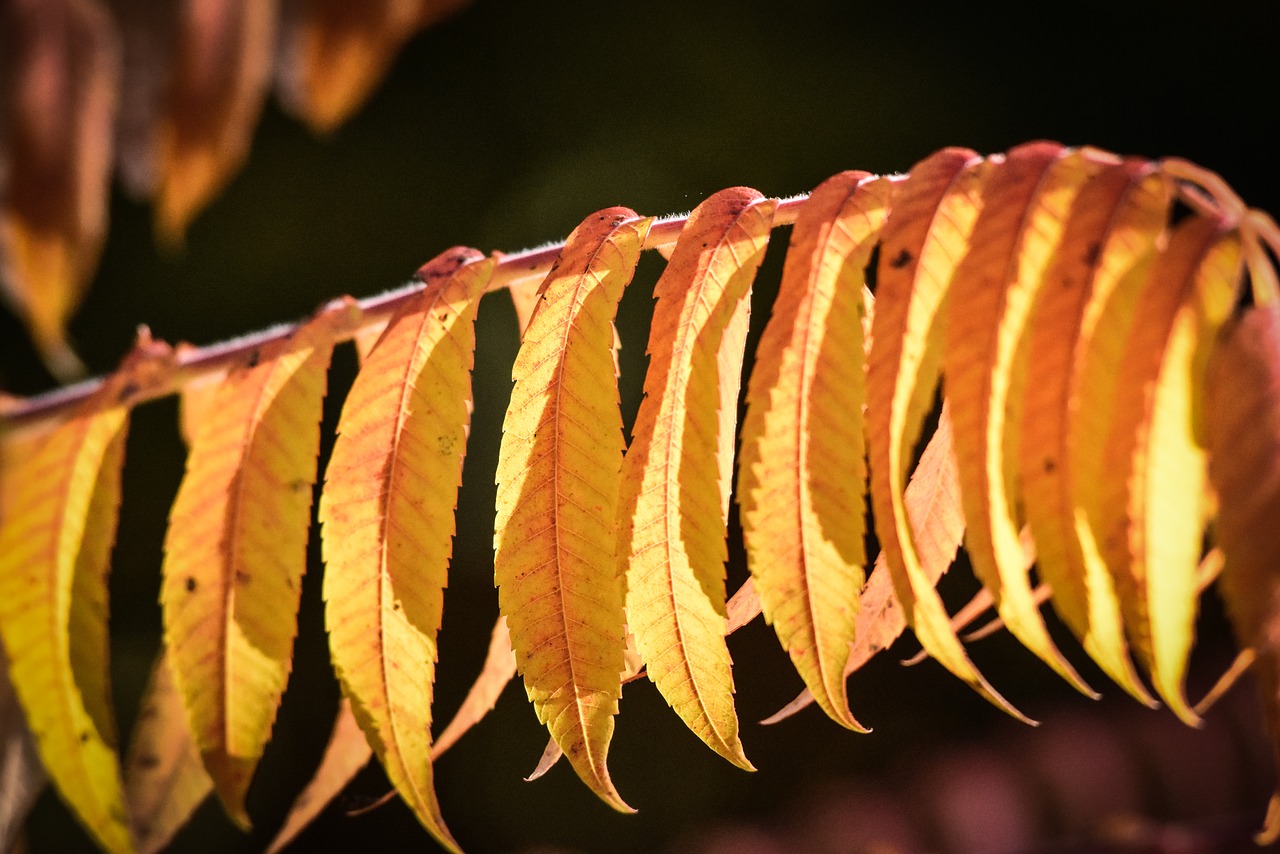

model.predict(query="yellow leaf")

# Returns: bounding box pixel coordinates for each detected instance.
[494,208,653,813]
[1098,217,1242,723]
[162,302,351,825]
[764,405,965,725]
[151,0,276,243]
[0,0,118,378]
[1205,303,1280,843]
[620,187,775,768]
[739,172,892,730]
[276,0,470,133]
[865,147,1027,719]
[0,337,174,854]
[431,615,517,760]
[1019,159,1169,704]
[943,141,1096,696]
[265,698,372,854]
[123,651,212,854]
[321,248,494,852]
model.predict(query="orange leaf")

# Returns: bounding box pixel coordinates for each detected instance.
[865,147,1027,720]
[151,0,277,242]
[265,698,372,854]
[620,187,775,768]
[765,406,964,725]
[162,302,352,825]
[738,172,892,730]
[276,0,470,133]
[1098,216,1243,722]
[1206,303,1280,843]
[494,208,653,813]
[321,249,493,852]
[943,141,1095,696]
[123,651,212,854]
[0,0,118,377]
[1019,158,1170,704]
[0,336,174,854]
[431,615,517,760]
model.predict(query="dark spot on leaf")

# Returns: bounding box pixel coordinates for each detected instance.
[393,602,401,611]
[1043,457,1056,473]
[236,571,251,585]
[889,248,913,269]
[135,753,160,770]
[246,348,261,368]
[185,577,197,592]
[439,312,449,323]
[80,731,90,743]
[288,479,308,492]
[1084,242,1102,267]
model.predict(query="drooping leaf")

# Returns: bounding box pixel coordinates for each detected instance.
[0,0,119,377]
[943,141,1095,695]
[0,335,174,854]
[1205,303,1280,843]
[864,147,1027,719]
[619,187,775,768]
[738,172,891,729]
[321,248,494,852]
[162,301,353,825]
[431,615,517,760]
[764,405,964,725]
[494,208,653,812]
[1098,215,1242,723]
[1019,158,1170,704]
[265,698,372,854]
[151,0,277,242]
[1,635,45,852]
[275,0,470,133]
[123,651,212,854]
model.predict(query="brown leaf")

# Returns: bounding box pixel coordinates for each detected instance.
[0,0,119,377]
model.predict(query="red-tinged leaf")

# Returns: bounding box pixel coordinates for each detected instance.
[0,0,118,377]
[943,142,1096,696]
[865,147,1028,720]
[265,698,372,854]
[1,635,45,851]
[494,208,653,813]
[620,188,776,769]
[765,406,964,725]
[151,0,277,242]
[162,302,354,825]
[1019,159,1170,705]
[276,0,470,133]
[321,249,494,852]
[123,652,212,854]
[431,616,516,760]
[739,172,892,730]
[0,335,174,854]
[725,578,761,636]
[1205,303,1280,843]
[1098,217,1243,723]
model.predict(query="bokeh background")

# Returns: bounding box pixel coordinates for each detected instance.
[3,1,1280,851]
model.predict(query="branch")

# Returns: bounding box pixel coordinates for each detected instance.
[0,196,815,427]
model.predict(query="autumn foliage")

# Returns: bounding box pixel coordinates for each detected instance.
[2,141,1280,853]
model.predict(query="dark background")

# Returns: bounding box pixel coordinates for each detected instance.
[4,1,1280,851]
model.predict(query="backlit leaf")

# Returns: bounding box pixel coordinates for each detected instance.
[943,141,1095,695]
[0,0,118,377]
[1019,159,1170,704]
[739,172,892,729]
[1098,216,1242,723]
[1206,303,1280,843]
[321,248,494,852]
[619,187,775,768]
[265,698,372,854]
[865,148,1026,719]
[123,652,212,854]
[431,615,516,760]
[764,406,964,725]
[494,208,653,812]
[0,335,174,854]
